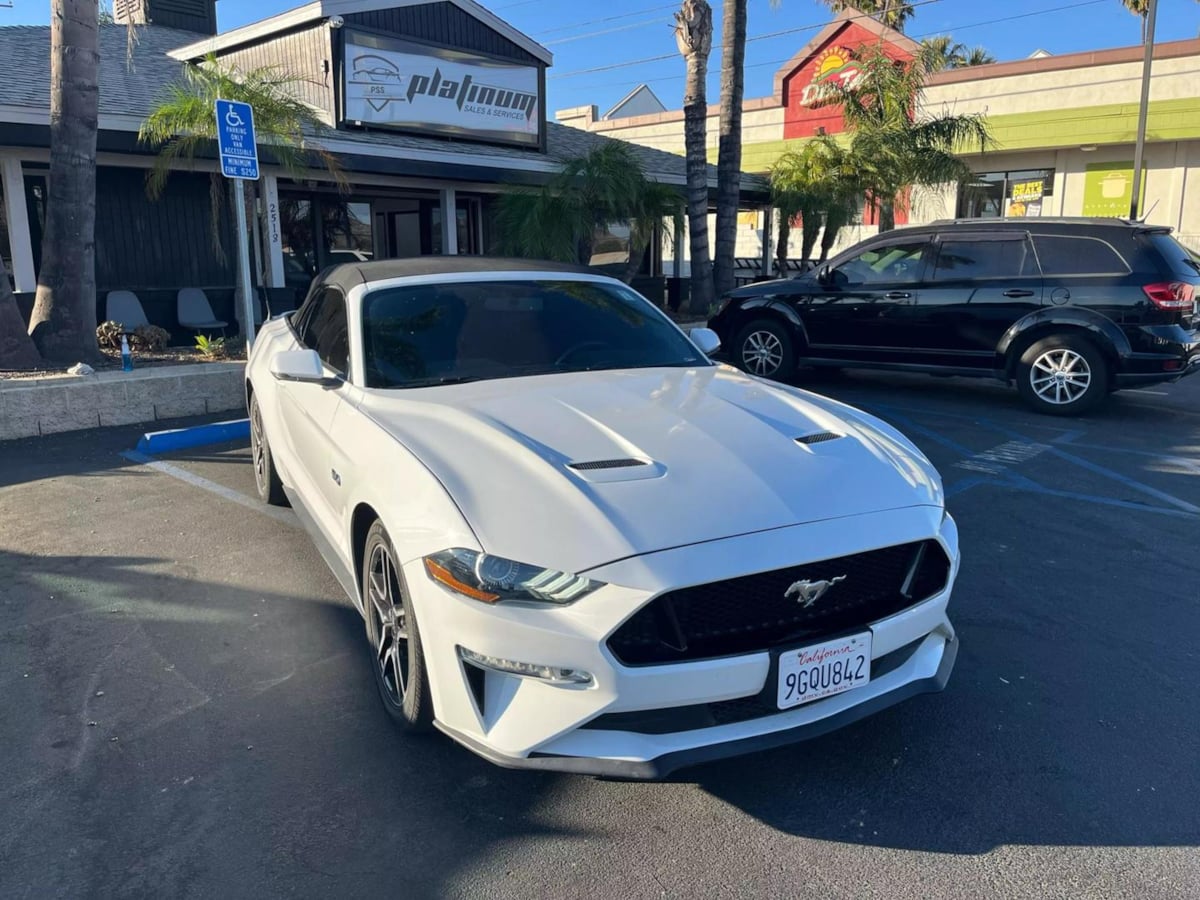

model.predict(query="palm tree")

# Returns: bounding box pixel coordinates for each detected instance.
[958,46,996,67]
[494,142,681,284]
[26,0,101,363]
[819,0,915,32]
[713,0,747,300]
[139,55,345,331]
[675,0,715,315]
[770,139,860,268]
[831,43,991,231]
[923,36,996,71]
[922,36,964,73]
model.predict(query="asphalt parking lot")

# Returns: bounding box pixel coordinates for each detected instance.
[2,371,1198,899]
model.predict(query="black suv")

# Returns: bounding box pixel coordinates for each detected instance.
[708,218,1200,415]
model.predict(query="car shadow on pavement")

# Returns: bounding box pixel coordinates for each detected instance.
[0,549,576,897]
[683,614,1200,855]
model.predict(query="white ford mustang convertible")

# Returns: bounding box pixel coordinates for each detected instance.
[245,258,959,778]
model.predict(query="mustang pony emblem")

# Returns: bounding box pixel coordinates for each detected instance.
[784,576,847,608]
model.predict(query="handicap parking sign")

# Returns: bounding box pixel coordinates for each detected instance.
[215,99,259,180]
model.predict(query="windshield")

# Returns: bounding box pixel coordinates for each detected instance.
[361,279,710,388]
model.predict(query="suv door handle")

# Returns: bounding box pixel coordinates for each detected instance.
[884,291,911,300]
[1002,289,1035,298]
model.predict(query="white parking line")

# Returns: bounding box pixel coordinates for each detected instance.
[953,441,1050,475]
[120,451,299,528]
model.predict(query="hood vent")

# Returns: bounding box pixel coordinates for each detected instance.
[796,431,843,445]
[568,458,649,471]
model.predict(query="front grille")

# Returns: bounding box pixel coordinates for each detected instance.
[584,638,926,734]
[606,540,950,666]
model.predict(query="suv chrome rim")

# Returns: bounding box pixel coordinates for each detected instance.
[743,330,783,376]
[1031,348,1091,405]
[367,543,409,705]
[250,402,267,493]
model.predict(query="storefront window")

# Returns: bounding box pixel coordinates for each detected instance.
[958,170,1054,218]
[430,198,482,255]
[280,197,317,287]
[322,200,373,266]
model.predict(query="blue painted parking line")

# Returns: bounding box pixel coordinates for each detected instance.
[136,418,250,456]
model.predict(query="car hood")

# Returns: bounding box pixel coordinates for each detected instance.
[360,366,942,574]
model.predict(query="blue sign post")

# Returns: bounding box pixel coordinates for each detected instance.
[215,99,260,345]
[215,99,259,180]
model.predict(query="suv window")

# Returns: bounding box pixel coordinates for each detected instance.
[1145,233,1200,280]
[299,287,350,375]
[1033,235,1130,276]
[832,240,927,286]
[932,238,1037,281]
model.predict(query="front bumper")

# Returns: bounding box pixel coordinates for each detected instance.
[438,631,956,779]
[405,505,959,779]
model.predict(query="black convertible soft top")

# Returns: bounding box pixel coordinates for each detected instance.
[322,257,598,293]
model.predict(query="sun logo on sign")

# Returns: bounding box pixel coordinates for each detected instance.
[812,47,855,83]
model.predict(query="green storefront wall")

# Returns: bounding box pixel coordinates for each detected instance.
[731,97,1200,176]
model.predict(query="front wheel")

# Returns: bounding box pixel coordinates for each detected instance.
[362,521,433,732]
[733,319,795,380]
[249,392,287,506]
[1015,335,1109,416]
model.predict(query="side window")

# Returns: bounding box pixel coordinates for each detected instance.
[932,238,1037,281]
[300,288,350,375]
[832,241,927,287]
[1033,235,1131,276]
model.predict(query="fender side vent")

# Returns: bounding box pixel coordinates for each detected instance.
[796,432,842,445]
[568,458,649,471]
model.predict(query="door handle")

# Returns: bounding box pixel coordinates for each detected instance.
[884,291,911,300]
[1003,289,1035,298]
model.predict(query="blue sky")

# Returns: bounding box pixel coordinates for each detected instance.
[9,0,1200,116]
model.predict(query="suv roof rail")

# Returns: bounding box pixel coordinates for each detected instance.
[929,216,1141,227]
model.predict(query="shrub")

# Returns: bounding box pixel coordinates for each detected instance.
[96,320,124,350]
[194,334,226,359]
[131,324,171,353]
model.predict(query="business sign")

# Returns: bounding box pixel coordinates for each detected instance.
[798,46,864,108]
[1082,162,1146,217]
[342,31,541,147]
[214,99,259,180]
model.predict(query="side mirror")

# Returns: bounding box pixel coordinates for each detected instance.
[270,349,340,387]
[817,265,832,285]
[689,327,721,357]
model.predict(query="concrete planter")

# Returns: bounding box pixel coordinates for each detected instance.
[0,362,245,441]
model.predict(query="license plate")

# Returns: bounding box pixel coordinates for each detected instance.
[777,632,872,710]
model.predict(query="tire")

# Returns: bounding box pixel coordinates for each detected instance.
[248,392,288,506]
[733,319,796,380]
[1015,334,1109,416]
[361,521,434,732]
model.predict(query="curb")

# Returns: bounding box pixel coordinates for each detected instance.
[136,418,250,455]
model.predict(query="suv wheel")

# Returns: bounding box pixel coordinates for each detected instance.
[734,320,795,380]
[1016,335,1109,416]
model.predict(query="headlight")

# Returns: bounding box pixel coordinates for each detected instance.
[423,548,604,605]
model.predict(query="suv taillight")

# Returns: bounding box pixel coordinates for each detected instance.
[1143,282,1195,310]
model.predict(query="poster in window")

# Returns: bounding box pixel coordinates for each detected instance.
[1008,179,1044,217]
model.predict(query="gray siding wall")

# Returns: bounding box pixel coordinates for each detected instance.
[115,0,217,34]
[344,3,541,65]
[218,25,335,122]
